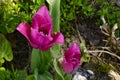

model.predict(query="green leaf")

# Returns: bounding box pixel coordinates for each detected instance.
[26,75,35,80]
[46,0,60,32]
[26,71,53,80]
[0,69,11,80]
[37,71,53,80]
[64,74,72,80]
[46,0,53,5]
[0,34,13,64]
[0,67,5,71]
[32,0,44,5]
[51,45,60,58]
[13,69,27,80]
[31,49,40,72]
[31,49,52,73]
[80,42,86,52]
[32,0,36,3]
[67,12,74,21]
[0,1,19,33]
[81,53,90,62]
[53,59,64,80]
[47,0,61,58]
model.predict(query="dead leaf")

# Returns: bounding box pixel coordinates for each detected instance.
[108,70,120,80]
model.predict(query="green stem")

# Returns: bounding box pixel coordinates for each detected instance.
[34,68,38,80]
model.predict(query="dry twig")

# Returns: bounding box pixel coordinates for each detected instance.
[85,50,120,60]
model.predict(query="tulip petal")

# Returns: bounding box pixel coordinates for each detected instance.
[49,32,64,46]
[62,43,81,74]
[38,32,64,50]
[36,6,52,23]
[32,15,52,33]
[65,43,80,60]
[30,29,53,50]
[32,6,52,30]
[16,23,40,48]
[62,58,73,74]
[39,22,52,35]
[16,23,31,39]
[71,58,80,70]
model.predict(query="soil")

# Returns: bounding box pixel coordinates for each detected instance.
[4,31,31,70]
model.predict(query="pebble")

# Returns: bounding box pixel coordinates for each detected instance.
[72,69,94,80]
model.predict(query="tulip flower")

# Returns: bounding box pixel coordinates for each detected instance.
[62,43,81,74]
[16,6,64,51]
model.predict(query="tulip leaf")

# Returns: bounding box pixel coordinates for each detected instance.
[53,59,64,80]
[31,49,40,72]
[32,0,44,5]
[47,1,64,79]
[37,71,53,80]
[0,34,13,64]
[46,0,60,32]
[64,74,72,80]
[28,71,53,80]
[31,48,52,73]
[47,0,61,58]
[46,0,53,5]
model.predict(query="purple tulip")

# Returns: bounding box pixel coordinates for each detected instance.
[62,43,81,74]
[16,6,64,51]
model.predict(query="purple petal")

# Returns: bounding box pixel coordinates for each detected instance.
[32,6,52,30]
[30,29,53,50]
[62,43,81,74]
[39,32,64,50]
[71,58,80,70]
[65,43,80,60]
[16,23,31,40]
[16,23,52,49]
[49,32,64,45]
[62,58,73,74]
[16,23,40,48]
[39,23,52,36]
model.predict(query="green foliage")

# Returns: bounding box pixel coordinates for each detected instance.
[0,0,44,33]
[80,42,90,62]
[35,71,53,80]
[47,0,60,32]
[31,49,52,74]
[61,0,120,37]
[0,0,72,80]
[52,59,72,80]
[82,5,95,18]
[0,69,11,80]
[0,34,13,65]
[60,0,95,37]
[47,0,61,59]
[0,0,30,33]
[96,62,112,73]
[26,75,35,80]
[96,1,120,37]
[46,1,67,79]
[11,69,27,80]
[97,1,120,28]
[53,59,64,80]
[81,53,90,62]
[0,67,27,80]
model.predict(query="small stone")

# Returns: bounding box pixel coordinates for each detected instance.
[72,69,94,80]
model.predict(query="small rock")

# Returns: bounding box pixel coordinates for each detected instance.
[72,69,94,80]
